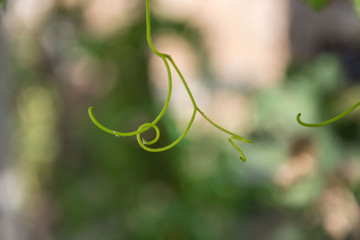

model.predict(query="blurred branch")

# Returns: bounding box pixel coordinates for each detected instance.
[305,0,332,10]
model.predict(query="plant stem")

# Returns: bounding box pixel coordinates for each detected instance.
[88,0,252,160]
[297,101,360,127]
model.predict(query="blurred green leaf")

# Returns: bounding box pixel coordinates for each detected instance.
[305,0,332,10]
[0,0,6,9]
[354,0,360,18]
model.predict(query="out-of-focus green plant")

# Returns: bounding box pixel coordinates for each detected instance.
[89,0,252,161]
[354,0,360,17]
[305,0,332,10]
[305,0,360,17]
[0,0,6,10]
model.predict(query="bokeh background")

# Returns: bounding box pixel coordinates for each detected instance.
[1,0,360,239]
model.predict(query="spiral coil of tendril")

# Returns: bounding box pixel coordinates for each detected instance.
[297,101,360,127]
[88,0,252,161]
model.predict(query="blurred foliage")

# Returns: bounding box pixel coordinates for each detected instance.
[305,0,360,18]
[0,0,5,10]
[305,0,332,10]
[51,28,359,240]
[355,0,360,17]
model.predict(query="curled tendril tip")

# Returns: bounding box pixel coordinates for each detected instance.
[297,101,360,127]
[88,0,252,160]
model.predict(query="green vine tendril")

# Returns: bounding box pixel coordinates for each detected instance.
[88,0,252,161]
[297,101,360,127]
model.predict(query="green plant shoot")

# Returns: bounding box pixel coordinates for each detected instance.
[297,101,360,127]
[88,0,252,161]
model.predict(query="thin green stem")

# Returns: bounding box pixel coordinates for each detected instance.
[297,101,360,127]
[137,110,197,152]
[152,56,172,125]
[229,137,247,162]
[88,107,151,136]
[166,56,198,108]
[88,0,252,160]
[146,0,163,56]
[197,109,252,143]
[88,0,173,137]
